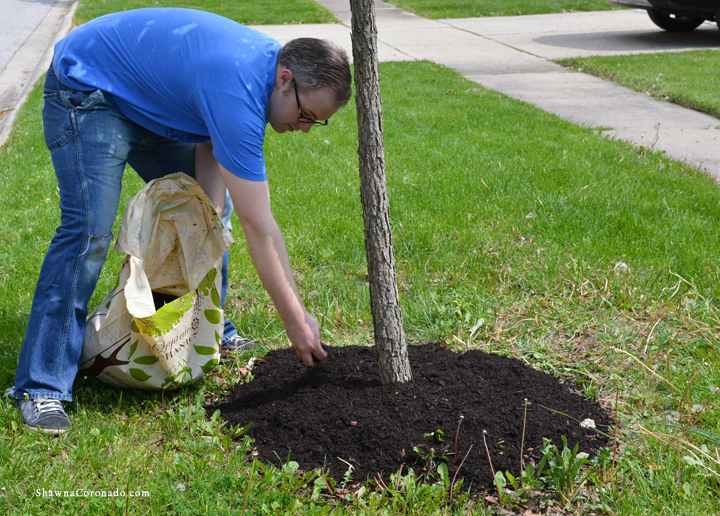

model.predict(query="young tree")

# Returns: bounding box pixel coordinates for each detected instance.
[350,0,412,384]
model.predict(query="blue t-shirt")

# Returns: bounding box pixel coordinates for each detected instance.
[52,8,281,181]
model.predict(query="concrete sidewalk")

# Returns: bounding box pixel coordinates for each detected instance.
[2,0,720,180]
[255,1,720,179]
[0,0,77,144]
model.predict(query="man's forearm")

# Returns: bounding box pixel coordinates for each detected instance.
[219,166,325,365]
[240,213,306,324]
[195,145,301,316]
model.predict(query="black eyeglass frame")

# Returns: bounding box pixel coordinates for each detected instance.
[293,81,329,126]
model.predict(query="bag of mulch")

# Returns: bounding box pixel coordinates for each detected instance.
[80,173,234,390]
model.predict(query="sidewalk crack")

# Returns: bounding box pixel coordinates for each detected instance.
[434,19,553,63]
[339,20,417,61]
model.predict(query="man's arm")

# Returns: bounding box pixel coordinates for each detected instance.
[195,142,225,214]
[222,167,326,366]
[204,157,326,366]
[195,143,326,365]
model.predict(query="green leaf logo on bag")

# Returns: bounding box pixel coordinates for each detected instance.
[198,269,217,296]
[159,375,177,390]
[194,344,218,356]
[134,355,159,365]
[128,340,139,359]
[211,286,221,309]
[200,359,219,374]
[129,368,153,382]
[204,309,221,324]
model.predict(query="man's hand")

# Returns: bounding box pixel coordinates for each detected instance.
[285,312,326,366]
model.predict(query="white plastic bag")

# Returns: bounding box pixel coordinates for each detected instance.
[81,173,234,389]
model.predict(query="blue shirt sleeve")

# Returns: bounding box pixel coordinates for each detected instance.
[193,89,268,181]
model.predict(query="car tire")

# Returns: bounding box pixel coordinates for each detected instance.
[647,9,705,31]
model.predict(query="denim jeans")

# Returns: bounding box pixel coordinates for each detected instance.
[14,69,238,401]
[221,190,240,343]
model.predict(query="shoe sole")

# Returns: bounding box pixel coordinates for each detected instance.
[221,340,258,354]
[26,425,69,436]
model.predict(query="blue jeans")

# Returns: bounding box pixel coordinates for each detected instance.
[221,190,239,342]
[14,69,238,402]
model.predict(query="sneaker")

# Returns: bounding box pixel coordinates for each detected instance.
[221,335,258,353]
[17,397,71,435]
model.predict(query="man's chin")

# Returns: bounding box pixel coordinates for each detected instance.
[268,122,291,134]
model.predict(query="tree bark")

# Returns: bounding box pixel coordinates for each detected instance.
[350,0,412,384]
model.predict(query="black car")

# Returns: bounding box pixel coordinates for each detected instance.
[608,0,719,31]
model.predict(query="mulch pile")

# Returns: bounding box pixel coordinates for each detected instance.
[210,344,612,491]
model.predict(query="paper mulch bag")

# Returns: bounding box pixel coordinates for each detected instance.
[81,173,234,390]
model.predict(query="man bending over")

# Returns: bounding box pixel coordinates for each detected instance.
[13,7,351,434]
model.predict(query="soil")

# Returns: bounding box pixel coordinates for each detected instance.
[210,344,612,491]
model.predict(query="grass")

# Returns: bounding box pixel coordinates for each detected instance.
[74,0,337,26]
[384,0,619,19]
[2,59,720,514]
[559,50,720,120]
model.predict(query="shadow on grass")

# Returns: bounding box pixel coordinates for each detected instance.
[0,313,28,389]
[70,373,212,417]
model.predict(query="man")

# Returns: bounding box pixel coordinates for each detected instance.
[13,7,351,434]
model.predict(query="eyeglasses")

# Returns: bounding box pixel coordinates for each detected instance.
[293,81,328,126]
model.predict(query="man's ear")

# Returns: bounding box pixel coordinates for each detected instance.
[276,67,294,90]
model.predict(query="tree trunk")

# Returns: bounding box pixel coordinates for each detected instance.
[350,0,412,384]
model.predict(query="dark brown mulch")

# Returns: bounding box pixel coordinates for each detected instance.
[210,343,612,491]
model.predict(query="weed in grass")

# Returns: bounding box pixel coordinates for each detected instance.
[493,438,615,512]
[494,460,546,509]
[482,430,500,498]
[363,468,451,515]
[541,436,592,509]
[449,443,473,504]
[412,430,448,479]
[449,416,464,495]
[1,487,8,515]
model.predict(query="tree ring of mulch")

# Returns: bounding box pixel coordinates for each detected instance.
[210,344,612,491]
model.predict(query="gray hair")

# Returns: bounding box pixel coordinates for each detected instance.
[278,38,352,107]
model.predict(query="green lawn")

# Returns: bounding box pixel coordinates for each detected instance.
[385,0,618,19]
[74,0,337,25]
[559,50,720,119]
[2,60,720,514]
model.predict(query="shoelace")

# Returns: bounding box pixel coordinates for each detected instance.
[33,398,65,415]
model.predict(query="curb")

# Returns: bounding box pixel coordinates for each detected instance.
[0,0,79,147]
